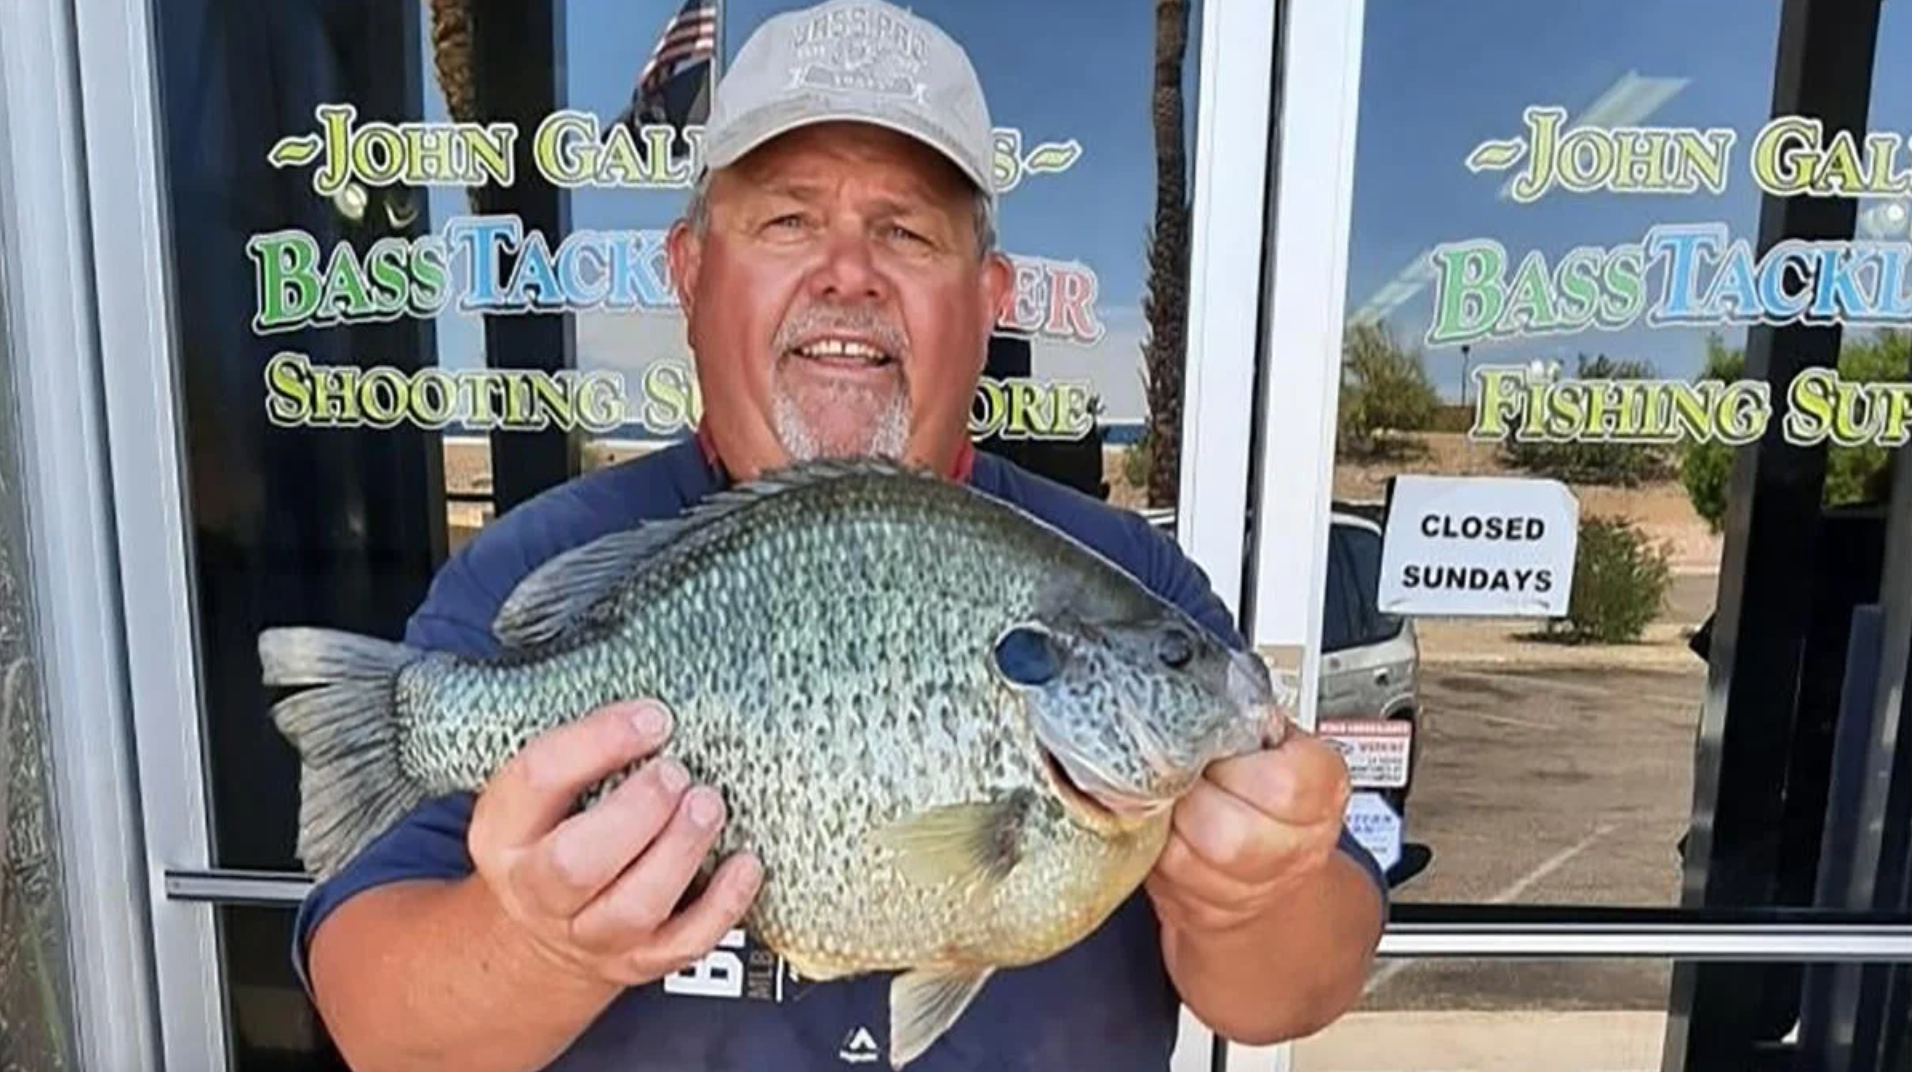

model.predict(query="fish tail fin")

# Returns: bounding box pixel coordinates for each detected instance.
[258,627,429,880]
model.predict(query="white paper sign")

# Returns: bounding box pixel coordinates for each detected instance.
[1377,475,1579,617]
[1319,719,1412,789]
[1344,792,1402,873]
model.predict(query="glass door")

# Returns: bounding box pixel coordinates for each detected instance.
[1248,1,1912,1072]
[62,0,1290,1068]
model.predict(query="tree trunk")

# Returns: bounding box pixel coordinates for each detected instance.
[1142,0,1191,509]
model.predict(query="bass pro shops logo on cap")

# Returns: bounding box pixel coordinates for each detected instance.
[703,0,998,202]
[789,3,932,103]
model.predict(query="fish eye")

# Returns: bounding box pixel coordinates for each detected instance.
[1156,629,1194,670]
[993,625,1062,686]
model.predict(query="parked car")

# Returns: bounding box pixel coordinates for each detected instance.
[1319,509,1422,819]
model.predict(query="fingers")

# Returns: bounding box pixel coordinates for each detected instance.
[622,852,764,982]
[517,754,694,919]
[568,785,731,952]
[475,701,676,853]
[462,697,768,991]
[1170,775,1335,883]
[1150,830,1261,912]
[1204,733,1349,826]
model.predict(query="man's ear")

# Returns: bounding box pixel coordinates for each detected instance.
[981,250,1013,334]
[666,219,702,317]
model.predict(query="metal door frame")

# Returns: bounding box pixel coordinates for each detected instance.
[0,0,174,1069]
[68,0,235,1058]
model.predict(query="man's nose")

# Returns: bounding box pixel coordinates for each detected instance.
[806,227,890,303]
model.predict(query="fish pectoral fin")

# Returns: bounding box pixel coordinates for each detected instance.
[868,792,1032,895]
[890,965,994,1068]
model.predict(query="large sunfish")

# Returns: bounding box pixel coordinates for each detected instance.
[259,456,1282,1067]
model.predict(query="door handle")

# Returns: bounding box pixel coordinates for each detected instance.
[1374,668,1391,685]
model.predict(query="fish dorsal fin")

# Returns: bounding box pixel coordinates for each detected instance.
[491,524,683,650]
[490,454,942,650]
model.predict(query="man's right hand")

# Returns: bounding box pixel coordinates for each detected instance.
[467,699,765,991]
[307,699,765,1072]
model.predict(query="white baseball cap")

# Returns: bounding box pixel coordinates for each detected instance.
[701,0,997,204]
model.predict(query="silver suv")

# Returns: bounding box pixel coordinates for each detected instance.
[1319,509,1422,817]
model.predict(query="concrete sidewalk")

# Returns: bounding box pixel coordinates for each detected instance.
[1177,1010,1670,1072]
[1292,1010,1669,1072]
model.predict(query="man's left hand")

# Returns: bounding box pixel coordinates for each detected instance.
[1145,724,1354,936]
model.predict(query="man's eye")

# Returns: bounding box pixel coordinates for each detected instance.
[889,225,928,244]
[767,214,807,230]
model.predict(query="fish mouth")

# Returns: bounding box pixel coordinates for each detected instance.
[1036,744,1166,825]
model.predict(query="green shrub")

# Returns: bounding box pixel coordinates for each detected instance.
[1680,330,1909,532]
[1499,354,1676,487]
[1338,322,1440,459]
[1122,436,1152,490]
[1541,515,1673,645]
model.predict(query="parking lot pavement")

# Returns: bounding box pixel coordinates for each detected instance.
[1359,664,1708,1012]
[1664,571,1719,628]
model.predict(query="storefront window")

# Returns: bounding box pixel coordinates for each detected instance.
[0,234,78,1070]
[144,0,1209,1066]
[1311,0,1912,1069]
[1324,0,1912,910]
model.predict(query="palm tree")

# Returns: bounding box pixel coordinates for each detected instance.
[1141,0,1191,509]
[427,0,480,212]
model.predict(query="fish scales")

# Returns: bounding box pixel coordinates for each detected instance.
[259,457,1275,1066]
[397,469,1138,971]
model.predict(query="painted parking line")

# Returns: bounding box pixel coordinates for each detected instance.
[1361,823,1617,998]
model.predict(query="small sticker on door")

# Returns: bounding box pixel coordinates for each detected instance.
[1318,719,1412,789]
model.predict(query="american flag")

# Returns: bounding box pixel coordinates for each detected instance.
[614,0,719,148]
[638,0,718,99]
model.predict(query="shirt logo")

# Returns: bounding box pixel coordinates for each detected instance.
[839,1026,881,1064]
[661,928,797,1003]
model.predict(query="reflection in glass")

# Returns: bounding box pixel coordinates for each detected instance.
[0,273,76,1070]
[1326,0,1828,911]
[220,907,350,1072]
[149,0,452,875]
[138,0,1210,1066]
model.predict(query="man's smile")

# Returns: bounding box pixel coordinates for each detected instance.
[785,334,901,375]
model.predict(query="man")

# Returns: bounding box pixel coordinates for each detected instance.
[294,2,1387,1069]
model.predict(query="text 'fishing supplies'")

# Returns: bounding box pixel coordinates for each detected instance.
[258,456,1282,1067]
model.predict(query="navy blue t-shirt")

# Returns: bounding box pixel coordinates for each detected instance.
[292,437,1387,1071]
